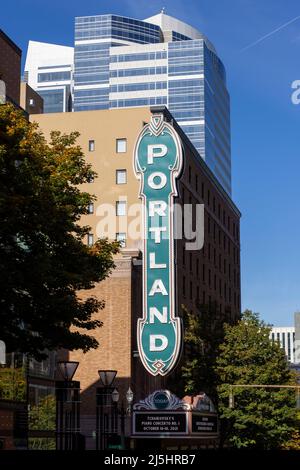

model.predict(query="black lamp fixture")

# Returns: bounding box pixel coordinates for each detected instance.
[98,370,117,387]
[126,387,134,405]
[57,361,79,381]
[112,388,120,403]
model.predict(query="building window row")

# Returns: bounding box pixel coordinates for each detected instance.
[182,275,240,310]
[88,138,127,153]
[182,245,239,287]
[186,172,239,240]
[87,232,127,248]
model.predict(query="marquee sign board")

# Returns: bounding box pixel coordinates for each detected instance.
[191,413,218,435]
[134,412,187,436]
[134,114,183,376]
[132,390,219,438]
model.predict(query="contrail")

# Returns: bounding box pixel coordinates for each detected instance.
[241,14,300,52]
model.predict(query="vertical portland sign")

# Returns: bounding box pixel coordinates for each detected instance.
[134,114,183,376]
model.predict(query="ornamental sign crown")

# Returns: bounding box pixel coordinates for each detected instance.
[133,113,183,376]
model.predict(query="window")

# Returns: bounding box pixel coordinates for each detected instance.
[87,233,94,246]
[116,138,127,153]
[116,232,126,247]
[87,203,94,214]
[38,71,71,82]
[116,201,126,216]
[89,140,95,152]
[116,169,127,184]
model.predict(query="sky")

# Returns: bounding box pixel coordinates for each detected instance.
[2,0,300,326]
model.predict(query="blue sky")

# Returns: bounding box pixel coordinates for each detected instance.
[2,0,300,326]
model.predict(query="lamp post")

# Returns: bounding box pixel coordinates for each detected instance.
[126,387,134,416]
[96,372,134,450]
[96,370,117,450]
[56,361,80,450]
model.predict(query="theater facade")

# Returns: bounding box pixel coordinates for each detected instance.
[32,105,241,449]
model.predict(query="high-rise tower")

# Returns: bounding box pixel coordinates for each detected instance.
[25,12,231,194]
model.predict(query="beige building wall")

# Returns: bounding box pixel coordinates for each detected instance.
[32,107,151,253]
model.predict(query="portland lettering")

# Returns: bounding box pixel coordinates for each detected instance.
[134,114,183,376]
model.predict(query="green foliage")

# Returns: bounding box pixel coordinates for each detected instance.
[169,302,229,404]
[0,366,26,401]
[29,394,56,431]
[28,438,56,450]
[28,395,56,449]
[216,310,297,449]
[281,411,300,450]
[179,303,229,402]
[180,308,297,448]
[0,103,120,359]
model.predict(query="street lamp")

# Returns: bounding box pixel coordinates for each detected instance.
[112,388,120,403]
[98,370,117,388]
[126,387,134,415]
[57,361,79,381]
[96,370,118,450]
[55,361,80,450]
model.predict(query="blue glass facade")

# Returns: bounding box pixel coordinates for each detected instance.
[75,15,161,44]
[72,13,232,193]
[38,71,71,82]
[37,87,71,113]
[74,15,161,112]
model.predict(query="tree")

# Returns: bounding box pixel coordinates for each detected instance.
[28,395,56,450]
[216,310,297,449]
[281,411,300,450]
[0,103,119,359]
[0,366,26,401]
[176,303,230,403]
[29,394,56,431]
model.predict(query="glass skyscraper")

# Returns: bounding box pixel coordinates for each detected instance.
[25,12,232,194]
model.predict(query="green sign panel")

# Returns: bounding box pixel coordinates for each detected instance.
[134,114,183,376]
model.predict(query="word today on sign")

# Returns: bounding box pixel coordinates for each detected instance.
[134,113,183,376]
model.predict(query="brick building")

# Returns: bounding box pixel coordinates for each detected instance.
[0,29,21,105]
[32,105,241,448]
